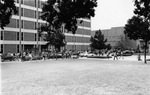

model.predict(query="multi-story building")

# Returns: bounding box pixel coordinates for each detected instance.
[91,27,139,49]
[0,0,91,54]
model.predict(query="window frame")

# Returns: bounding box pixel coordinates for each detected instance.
[21,8,24,17]
[21,20,24,29]
[21,0,24,4]
[1,30,4,40]
[17,32,19,40]
[1,44,3,53]
[16,19,19,28]
[21,32,24,41]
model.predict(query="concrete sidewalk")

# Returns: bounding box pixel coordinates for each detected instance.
[80,55,150,61]
[116,55,150,61]
[1,55,150,64]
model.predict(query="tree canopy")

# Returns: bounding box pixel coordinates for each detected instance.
[134,0,150,20]
[124,16,150,41]
[39,24,66,51]
[39,0,97,50]
[41,0,97,34]
[124,0,150,63]
[0,0,17,29]
[90,30,110,51]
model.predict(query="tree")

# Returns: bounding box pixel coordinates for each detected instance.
[39,0,97,51]
[114,36,127,50]
[0,0,17,29]
[105,44,111,50]
[39,24,66,51]
[41,0,97,34]
[90,30,110,55]
[124,0,150,63]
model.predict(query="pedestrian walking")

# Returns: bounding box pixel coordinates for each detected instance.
[21,51,26,62]
[113,51,118,60]
[42,51,46,60]
[137,53,142,61]
[107,51,110,59]
[119,51,124,59]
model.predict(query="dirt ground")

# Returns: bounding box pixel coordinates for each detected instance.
[1,58,150,95]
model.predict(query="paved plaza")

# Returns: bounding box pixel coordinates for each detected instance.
[1,56,150,95]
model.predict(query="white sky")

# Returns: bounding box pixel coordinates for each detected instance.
[91,0,135,30]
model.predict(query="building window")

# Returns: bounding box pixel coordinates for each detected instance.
[34,11,36,18]
[38,12,40,19]
[35,33,40,41]
[17,45,19,53]
[21,20,24,29]
[35,0,36,7]
[35,34,37,41]
[38,36,40,41]
[38,23,41,28]
[21,32,24,41]
[38,0,40,8]
[34,22,37,30]
[17,19,19,28]
[21,0,23,4]
[1,30,4,40]
[17,32,19,40]
[16,0,19,3]
[1,44,3,53]
[21,8,24,16]
[16,7,19,15]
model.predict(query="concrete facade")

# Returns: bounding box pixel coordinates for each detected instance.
[0,0,91,54]
[91,27,139,49]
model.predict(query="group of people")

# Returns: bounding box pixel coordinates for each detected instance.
[1,48,143,62]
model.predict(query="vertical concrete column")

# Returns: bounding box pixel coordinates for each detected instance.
[19,0,22,53]
[82,18,84,51]
[0,53,1,62]
[0,29,2,63]
[0,29,1,53]
[36,0,39,50]
[148,44,150,53]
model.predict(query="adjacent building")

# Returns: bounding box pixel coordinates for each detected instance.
[0,0,91,54]
[91,27,139,50]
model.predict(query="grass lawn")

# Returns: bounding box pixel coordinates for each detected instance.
[1,59,150,95]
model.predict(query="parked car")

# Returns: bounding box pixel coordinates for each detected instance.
[79,51,96,57]
[79,52,86,57]
[86,52,96,57]
[122,50,133,56]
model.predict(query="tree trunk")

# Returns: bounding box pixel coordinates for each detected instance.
[144,40,147,64]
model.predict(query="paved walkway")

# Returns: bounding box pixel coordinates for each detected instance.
[1,55,150,64]
[80,55,150,62]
